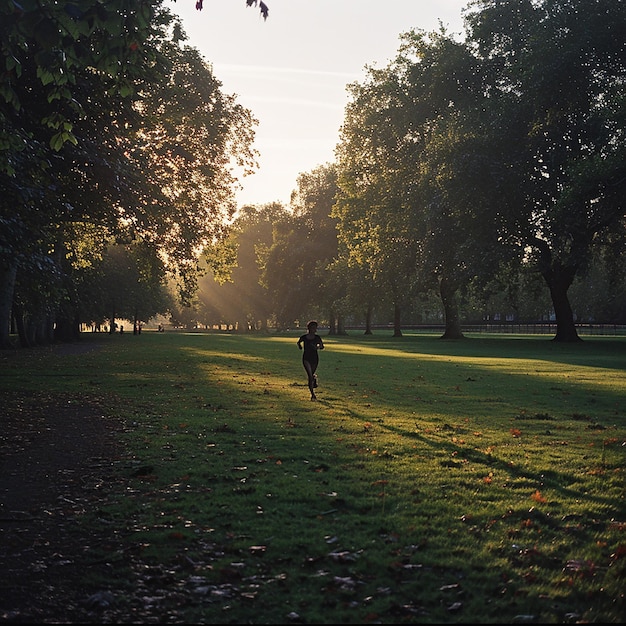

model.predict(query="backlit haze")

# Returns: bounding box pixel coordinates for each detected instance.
[167,0,468,208]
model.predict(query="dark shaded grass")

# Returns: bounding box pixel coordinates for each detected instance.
[1,330,624,623]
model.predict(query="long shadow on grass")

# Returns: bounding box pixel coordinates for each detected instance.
[325,335,625,428]
[344,333,626,371]
[391,424,620,511]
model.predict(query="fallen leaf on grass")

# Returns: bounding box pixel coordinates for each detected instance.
[168,531,186,540]
[530,490,547,503]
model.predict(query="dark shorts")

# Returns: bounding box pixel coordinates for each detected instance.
[303,353,319,368]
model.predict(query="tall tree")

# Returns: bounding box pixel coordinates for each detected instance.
[289,164,341,332]
[0,0,168,346]
[261,213,313,329]
[95,242,171,335]
[335,29,509,339]
[334,59,422,338]
[465,0,626,341]
[1,4,258,346]
[125,38,258,302]
[201,202,283,331]
[259,164,340,329]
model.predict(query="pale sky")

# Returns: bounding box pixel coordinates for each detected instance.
[166,0,469,207]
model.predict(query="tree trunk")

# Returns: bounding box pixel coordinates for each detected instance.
[393,303,402,337]
[0,261,17,348]
[44,314,56,343]
[364,304,373,335]
[533,238,581,342]
[439,275,465,340]
[337,313,347,335]
[55,310,80,342]
[34,316,49,346]
[13,303,33,348]
[328,310,336,335]
[544,268,581,342]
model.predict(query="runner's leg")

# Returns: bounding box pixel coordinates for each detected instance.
[303,359,316,399]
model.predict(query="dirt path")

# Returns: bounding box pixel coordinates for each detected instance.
[0,377,126,622]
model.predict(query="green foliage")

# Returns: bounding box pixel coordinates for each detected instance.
[0,1,259,347]
[0,0,164,162]
[2,330,624,622]
[334,0,626,342]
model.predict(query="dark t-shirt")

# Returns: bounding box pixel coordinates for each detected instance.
[299,333,324,362]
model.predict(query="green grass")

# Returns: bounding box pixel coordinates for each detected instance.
[2,330,625,623]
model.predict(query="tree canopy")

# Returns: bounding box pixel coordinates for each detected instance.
[2,0,624,345]
[1,0,258,347]
[330,0,626,341]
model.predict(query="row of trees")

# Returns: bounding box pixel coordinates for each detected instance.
[192,0,625,341]
[2,0,624,347]
[186,162,623,336]
[1,1,258,347]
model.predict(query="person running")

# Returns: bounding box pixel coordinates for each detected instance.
[297,320,324,400]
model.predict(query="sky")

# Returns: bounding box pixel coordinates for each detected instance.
[166,0,469,208]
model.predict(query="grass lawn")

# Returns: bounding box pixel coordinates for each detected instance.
[1,329,625,623]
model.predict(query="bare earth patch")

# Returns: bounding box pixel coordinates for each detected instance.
[0,375,127,622]
[1,342,229,624]
[1,341,213,624]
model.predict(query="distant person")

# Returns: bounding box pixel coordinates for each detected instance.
[297,320,324,401]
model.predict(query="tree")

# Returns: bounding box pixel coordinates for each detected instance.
[334,58,424,338]
[258,164,340,329]
[335,28,511,340]
[0,0,168,346]
[1,3,258,346]
[200,202,283,331]
[101,242,172,334]
[260,213,312,328]
[289,164,342,332]
[125,38,258,302]
[465,0,626,341]
[1,0,164,170]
